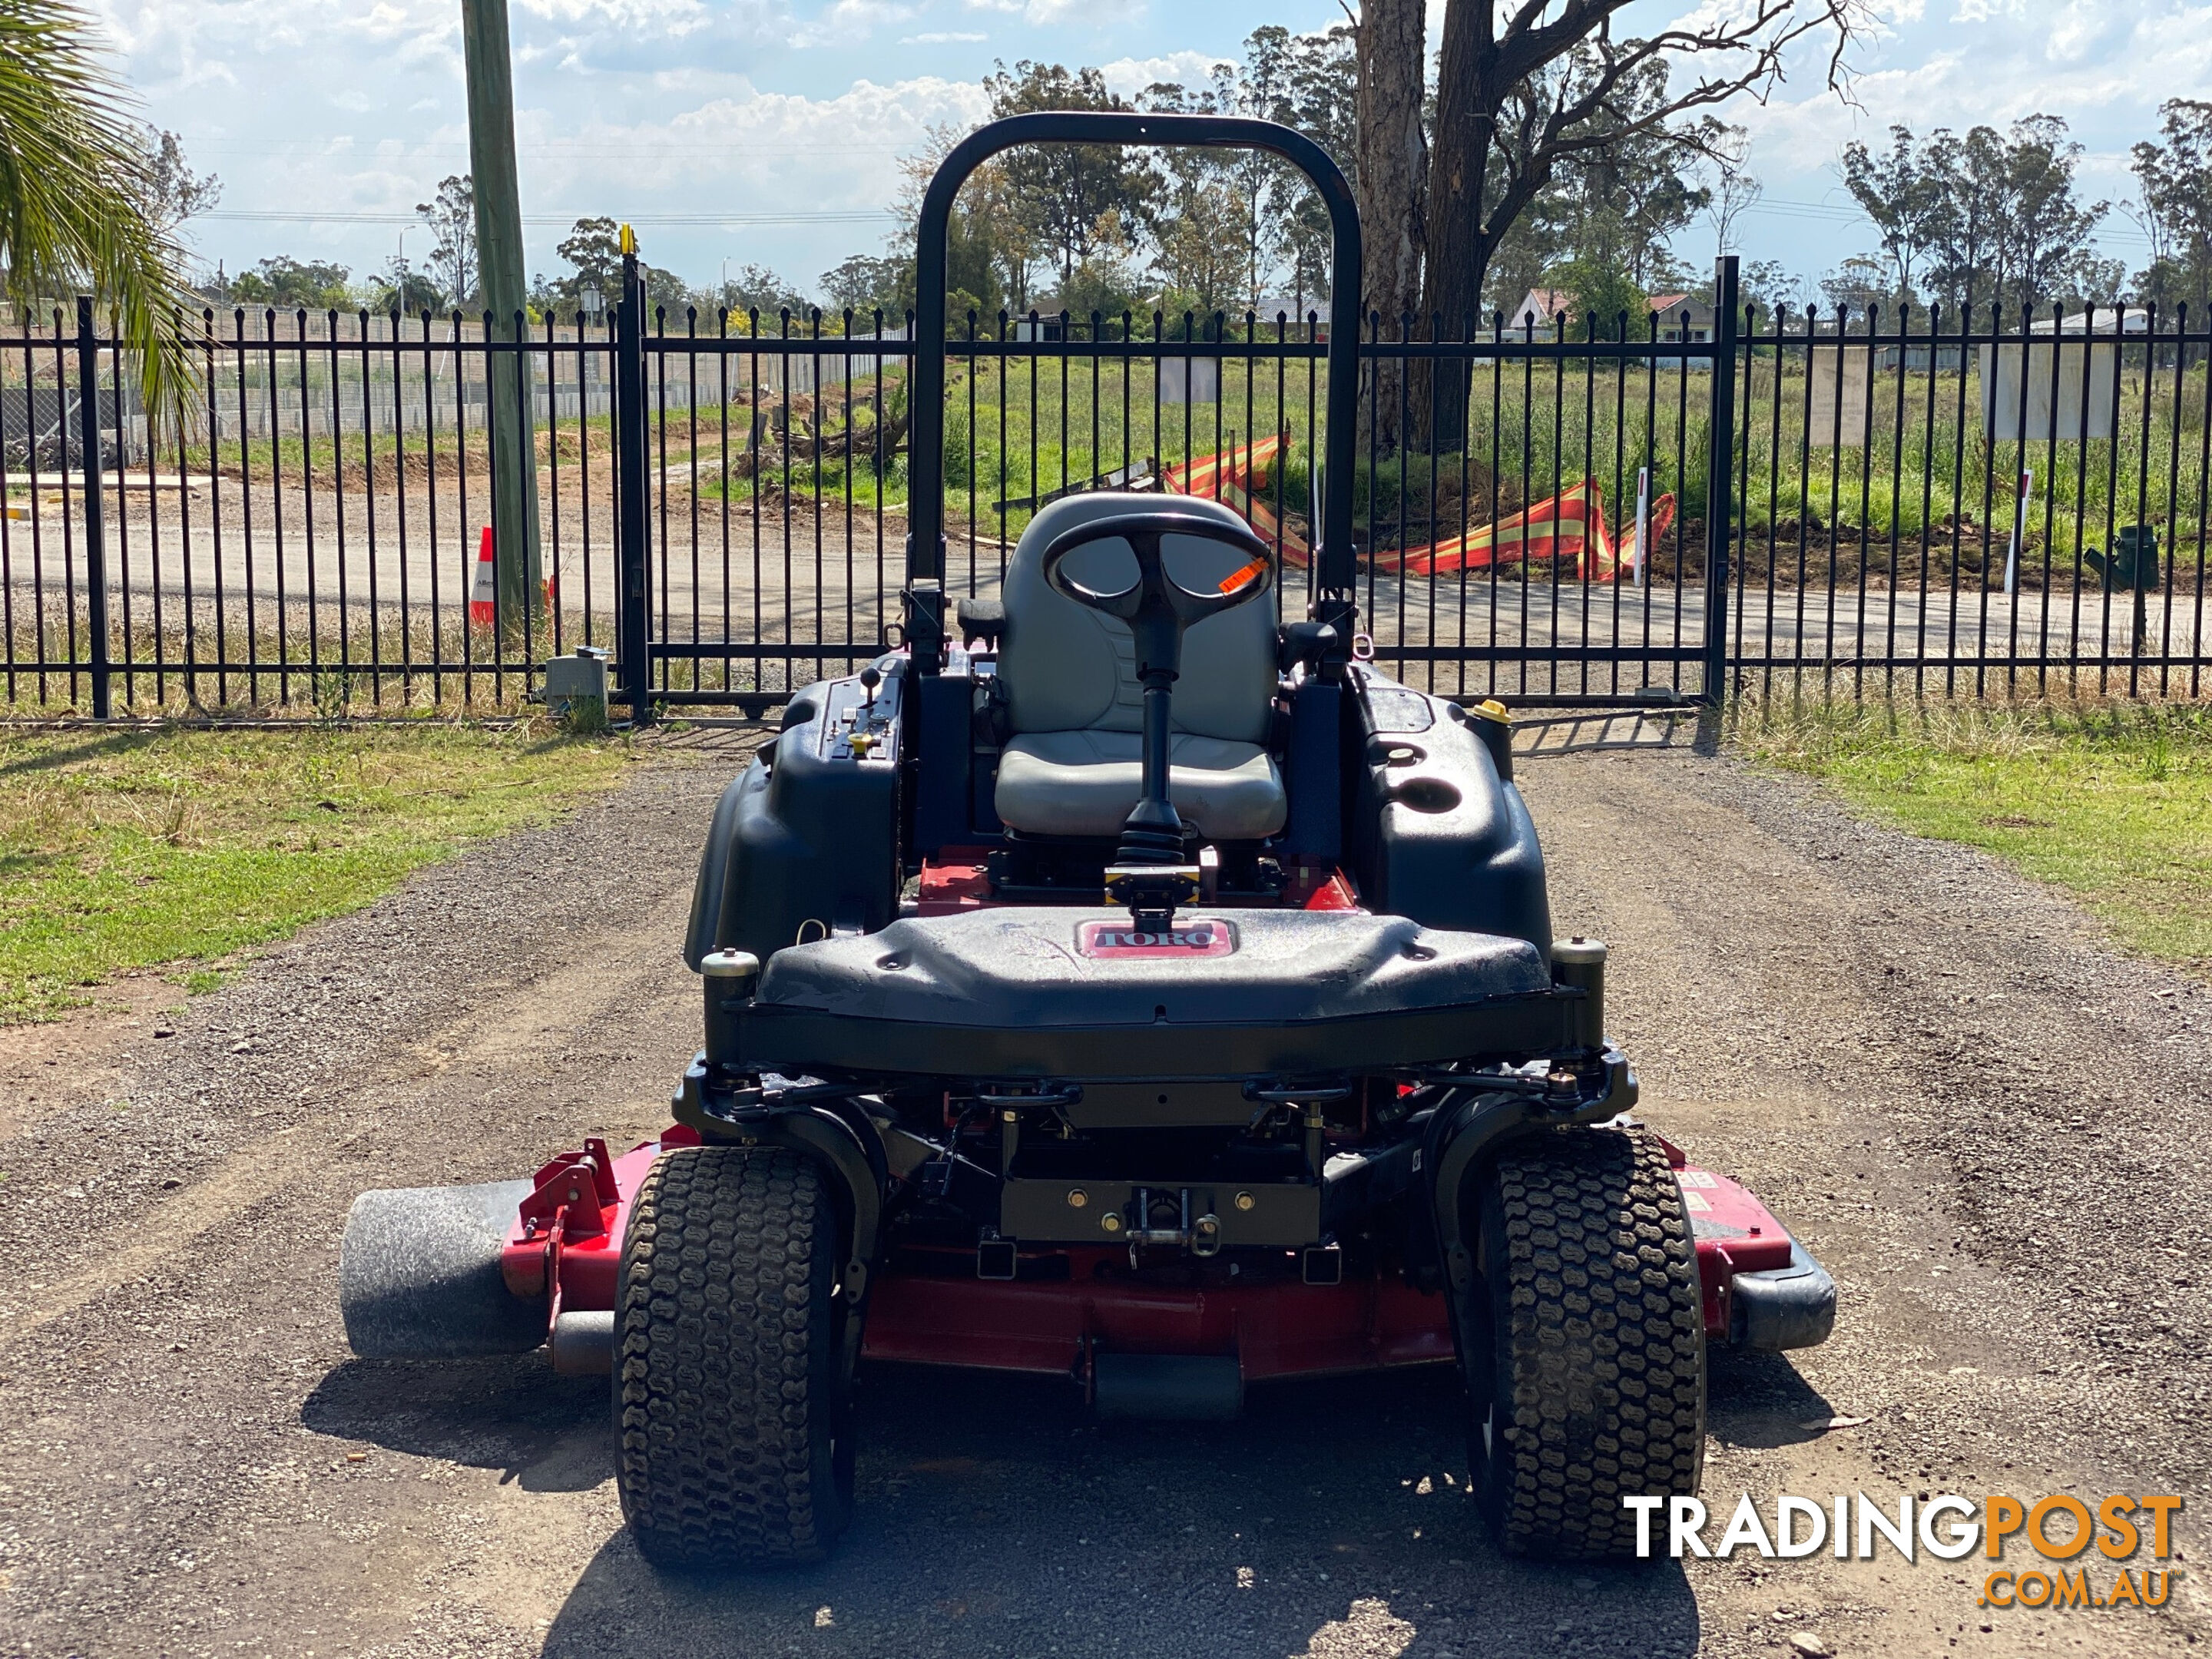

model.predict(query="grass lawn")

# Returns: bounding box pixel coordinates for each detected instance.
[0,722,631,1023]
[1736,699,2212,973]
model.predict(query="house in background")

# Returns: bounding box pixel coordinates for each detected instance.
[1250,295,1330,340]
[1509,288,1574,335]
[1647,294,1714,343]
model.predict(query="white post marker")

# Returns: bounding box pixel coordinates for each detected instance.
[2003,469,2032,597]
[1632,465,1651,588]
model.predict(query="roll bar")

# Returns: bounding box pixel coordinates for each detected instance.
[906,112,1363,668]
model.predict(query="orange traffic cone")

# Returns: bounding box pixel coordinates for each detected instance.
[469,525,496,628]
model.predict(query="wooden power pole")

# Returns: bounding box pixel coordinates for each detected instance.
[460,0,543,640]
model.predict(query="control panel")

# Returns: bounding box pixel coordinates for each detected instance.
[818,664,903,763]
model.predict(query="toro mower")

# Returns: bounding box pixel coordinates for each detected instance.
[339,112,1835,1568]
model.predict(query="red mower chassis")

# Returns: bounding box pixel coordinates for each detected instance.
[495,1127,1835,1382]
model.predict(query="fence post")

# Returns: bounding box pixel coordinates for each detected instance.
[75,296,112,720]
[614,237,651,722]
[1700,256,1740,707]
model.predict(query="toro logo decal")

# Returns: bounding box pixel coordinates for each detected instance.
[1078,919,1238,958]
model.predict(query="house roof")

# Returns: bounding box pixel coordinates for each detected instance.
[1511,287,1571,325]
[1647,293,1694,313]
[2028,306,2148,335]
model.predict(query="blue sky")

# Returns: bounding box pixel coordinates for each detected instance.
[93,0,2210,300]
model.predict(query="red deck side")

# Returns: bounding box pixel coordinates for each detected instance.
[508,1133,1799,1375]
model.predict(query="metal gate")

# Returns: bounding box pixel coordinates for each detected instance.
[5,256,2209,718]
[615,253,1742,718]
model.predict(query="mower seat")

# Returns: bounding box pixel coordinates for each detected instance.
[993,493,1286,840]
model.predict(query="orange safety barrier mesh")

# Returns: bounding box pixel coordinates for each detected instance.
[1165,430,1675,584]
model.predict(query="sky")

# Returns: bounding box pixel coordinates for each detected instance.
[90,0,2212,301]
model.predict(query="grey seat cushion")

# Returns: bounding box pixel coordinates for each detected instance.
[992,492,1286,841]
[995,730,1287,840]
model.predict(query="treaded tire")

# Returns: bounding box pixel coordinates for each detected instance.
[1462,1125,1704,1559]
[614,1145,855,1568]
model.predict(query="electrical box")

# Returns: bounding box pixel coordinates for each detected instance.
[542,645,611,714]
[1808,345,1873,447]
[1159,357,1220,406]
[1979,337,2119,441]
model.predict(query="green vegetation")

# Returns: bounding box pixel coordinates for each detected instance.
[0,723,629,1022]
[1737,699,2212,972]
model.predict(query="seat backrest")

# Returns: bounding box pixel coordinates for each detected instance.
[995,492,1277,743]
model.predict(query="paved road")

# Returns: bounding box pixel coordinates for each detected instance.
[1,733,2205,1656]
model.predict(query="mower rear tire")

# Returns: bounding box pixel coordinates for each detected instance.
[614,1145,855,1568]
[1462,1125,1704,1559]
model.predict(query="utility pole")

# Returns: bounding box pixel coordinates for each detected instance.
[460,0,542,642]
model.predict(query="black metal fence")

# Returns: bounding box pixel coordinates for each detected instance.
[1734,299,2208,701]
[3,257,2207,719]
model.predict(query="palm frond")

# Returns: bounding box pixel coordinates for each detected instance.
[0,0,197,416]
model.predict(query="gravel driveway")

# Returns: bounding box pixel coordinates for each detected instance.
[0,728,2204,1658]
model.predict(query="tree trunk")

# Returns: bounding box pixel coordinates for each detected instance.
[1419,0,1494,455]
[1355,0,1426,458]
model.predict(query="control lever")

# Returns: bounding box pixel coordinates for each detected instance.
[846,664,887,758]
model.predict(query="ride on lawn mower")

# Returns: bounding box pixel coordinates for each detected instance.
[339,112,1835,1568]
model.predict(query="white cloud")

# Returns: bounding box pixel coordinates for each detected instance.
[92,0,2212,295]
[790,0,915,47]
[515,0,716,30]
[1098,49,1230,94]
[1726,0,2212,280]
[564,73,988,188]
[2044,0,2119,61]
[962,0,1118,22]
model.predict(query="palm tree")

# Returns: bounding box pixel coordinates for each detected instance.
[0,0,193,412]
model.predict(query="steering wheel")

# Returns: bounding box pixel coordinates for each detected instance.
[1038,512,1273,657]
[1034,512,1277,893]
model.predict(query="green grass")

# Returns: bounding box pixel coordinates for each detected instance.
[1735,698,2212,972]
[0,723,631,1022]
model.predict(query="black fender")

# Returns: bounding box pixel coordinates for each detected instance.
[1419,1089,1542,1300]
[760,1106,885,1296]
[682,673,902,972]
[1415,1049,1641,1296]
[1346,668,1553,959]
[671,1055,888,1300]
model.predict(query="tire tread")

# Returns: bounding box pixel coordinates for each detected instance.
[614,1145,847,1567]
[1478,1126,1704,1559]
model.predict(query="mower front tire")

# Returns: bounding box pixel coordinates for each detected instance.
[1462,1125,1705,1559]
[614,1145,856,1568]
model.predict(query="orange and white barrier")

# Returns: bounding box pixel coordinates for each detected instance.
[468,525,560,628]
[469,525,497,628]
[1164,431,1674,583]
